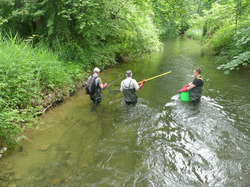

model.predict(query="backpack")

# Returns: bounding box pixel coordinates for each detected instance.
[85,75,98,95]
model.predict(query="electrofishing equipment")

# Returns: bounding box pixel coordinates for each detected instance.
[108,70,173,94]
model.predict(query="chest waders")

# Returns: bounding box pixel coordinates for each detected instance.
[189,76,204,102]
[90,78,102,105]
[123,80,138,105]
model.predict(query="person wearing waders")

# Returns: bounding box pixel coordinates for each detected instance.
[87,67,107,111]
[120,70,145,106]
[179,68,204,103]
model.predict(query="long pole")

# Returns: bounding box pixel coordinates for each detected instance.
[137,70,173,84]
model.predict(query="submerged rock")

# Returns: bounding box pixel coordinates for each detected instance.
[39,145,50,151]
[50,177,62,185]
[6,163,14,170]
[56,146,67,151]
[65,159,75,166]
[19,147,29,157]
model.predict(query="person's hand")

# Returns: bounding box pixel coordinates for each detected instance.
[179,84,189,93]
[179,87,188,93]
[139,79,146,90]
[103,83,108,89]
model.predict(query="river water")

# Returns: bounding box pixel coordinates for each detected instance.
[1,37,250,186]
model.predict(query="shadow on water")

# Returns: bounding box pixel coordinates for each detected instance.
[0,37,250,186]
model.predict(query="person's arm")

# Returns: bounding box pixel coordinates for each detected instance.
[188,78,203,90]
[134,80,139,91]
[97,78,103,89]
[120,81,124,93]
[99,83,104,89]
[179,83,190,93]
[187,84,196,90]
[138,79,146,90]
[98,78,107,89]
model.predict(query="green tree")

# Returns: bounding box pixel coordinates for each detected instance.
[150,0,192,36]
[1,0,162,66]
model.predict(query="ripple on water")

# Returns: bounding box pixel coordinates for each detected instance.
[133,95,250,186]
[1,95,249,186]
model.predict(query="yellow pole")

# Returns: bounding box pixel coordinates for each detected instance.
[138,70,173,84]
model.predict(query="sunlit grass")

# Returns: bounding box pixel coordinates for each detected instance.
[0,33,85,149]
[185,29,203,40]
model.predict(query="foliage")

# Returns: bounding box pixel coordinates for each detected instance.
[151,0,192,37]
[185,0,250,73]
[208,25,237,53]
[185,29,203,40]
[0,0,163,67]
[217,25,250,74]
[0,0,196,61]
[0,33,85,148]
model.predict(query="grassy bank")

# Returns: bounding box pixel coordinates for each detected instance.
[0,34,87,150]
[185,29,203,40]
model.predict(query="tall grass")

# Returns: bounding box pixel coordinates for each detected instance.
[0,34,85,149]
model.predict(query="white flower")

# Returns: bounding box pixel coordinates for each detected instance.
[3,147,7,151]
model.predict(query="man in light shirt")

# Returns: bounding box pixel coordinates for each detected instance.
[120,70,145,106]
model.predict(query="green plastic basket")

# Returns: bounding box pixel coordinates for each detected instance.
[180,92,190,101]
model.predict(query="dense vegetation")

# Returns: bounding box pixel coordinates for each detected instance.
[0,33,85,149]
[185,0,250,74]
[0,0,249,150]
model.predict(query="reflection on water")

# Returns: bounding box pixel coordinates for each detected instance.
[147,95,249,186]
[1,37,250,186]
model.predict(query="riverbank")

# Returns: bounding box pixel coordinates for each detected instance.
[39,79,86,114]
[0,35,90,151]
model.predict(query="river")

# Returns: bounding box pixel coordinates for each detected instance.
[1,37,250,186]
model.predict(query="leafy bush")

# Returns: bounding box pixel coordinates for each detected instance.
[208,25,236,54]
[217,25,250,74]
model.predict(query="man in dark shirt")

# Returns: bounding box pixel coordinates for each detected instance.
[87,67,107,111]
[179,68,204,102]
[188,68,204,102]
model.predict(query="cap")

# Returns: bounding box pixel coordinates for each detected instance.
[93,67,100,72]
[126,70,132,77]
